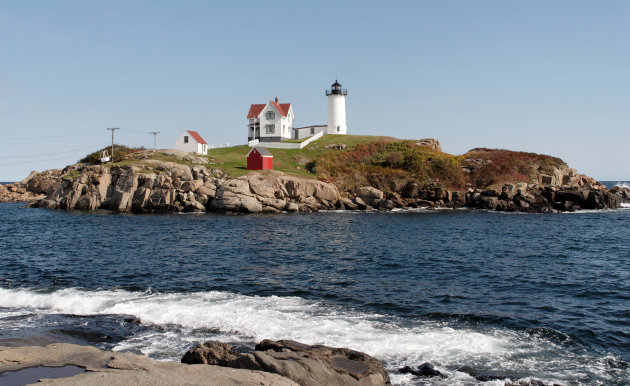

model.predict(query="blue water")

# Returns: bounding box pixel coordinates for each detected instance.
[1,202,629,385]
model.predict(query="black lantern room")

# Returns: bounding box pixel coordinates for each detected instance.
[326,80,348,96]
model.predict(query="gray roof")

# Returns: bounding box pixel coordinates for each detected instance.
[253,146,273,157]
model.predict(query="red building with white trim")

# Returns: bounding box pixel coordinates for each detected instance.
[247,147,273,170]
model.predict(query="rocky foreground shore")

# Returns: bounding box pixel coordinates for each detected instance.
[1,340,558,385]
[0,343,297,385]
[0,340,388,386]
[2,156,628,213]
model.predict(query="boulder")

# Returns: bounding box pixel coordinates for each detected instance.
[355,186,384,200]
[556,189,588,205]
[399,362,443,377]
[182,340,389,386]
[401,182,419,198]
[415,138,442,152]
[340,197,358,210]
[376,199,394,210]
[354,186,383,206]
[170,164,193,181]
[284,202,299,212]
[479,196,499,210]
[283,177,338,203]
[180,180,204,192]
[451,191,466,207]
[196,184,216,198]
[248,174,284,198]
[216,178,253,198]
[180,341,240,365]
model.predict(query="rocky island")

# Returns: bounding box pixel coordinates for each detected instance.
[2,135,628,213]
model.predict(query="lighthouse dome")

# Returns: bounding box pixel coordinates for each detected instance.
[326,80,347,96]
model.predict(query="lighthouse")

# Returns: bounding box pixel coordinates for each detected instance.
[326,80,348,135]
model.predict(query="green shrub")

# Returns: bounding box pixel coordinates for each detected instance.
[79,145,145,165]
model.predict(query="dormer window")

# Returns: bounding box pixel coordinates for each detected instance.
[266,111,275,120]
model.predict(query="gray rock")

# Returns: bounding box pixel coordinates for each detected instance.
[181,341,240,365]
[182,340,389,386]
[0,343,297,386]
[354,186,384,200]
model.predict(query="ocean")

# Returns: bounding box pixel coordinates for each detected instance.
[1,189,629,384]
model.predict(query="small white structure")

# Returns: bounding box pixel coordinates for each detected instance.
[293,125,327,140]
[99,150,111,163]
[247,97,294,143]
[174,130,208,155]
[326,80,348,135]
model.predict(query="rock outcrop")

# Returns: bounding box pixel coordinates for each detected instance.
[27,162,340,214]
[415,138,442,152]
[0,183,45,203]
[0,343,297,385]
[181,339,390,386]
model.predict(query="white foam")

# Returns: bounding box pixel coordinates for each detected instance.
[614,182,630,189]
[0,287,625,384]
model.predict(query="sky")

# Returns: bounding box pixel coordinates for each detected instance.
[1,1,629,181]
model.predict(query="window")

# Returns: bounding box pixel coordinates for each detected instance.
[184,136,189,143]
[265,124,275,134]
[265,111,275,120]
[310,127,315,134]
[337,126,340,132]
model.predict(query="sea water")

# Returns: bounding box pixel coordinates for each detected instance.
[0,201,629,385]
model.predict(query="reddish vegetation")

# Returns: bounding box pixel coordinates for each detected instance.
[312,140,570,193]
[463,148,566,188]
[313,140,465,193]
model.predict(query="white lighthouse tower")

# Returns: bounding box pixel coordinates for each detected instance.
[326,80,348,135]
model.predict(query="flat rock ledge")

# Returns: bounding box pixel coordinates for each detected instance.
[0,343,297,385]
[181,339,390,386]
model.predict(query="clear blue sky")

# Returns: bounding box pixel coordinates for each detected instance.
[1,1,628,181]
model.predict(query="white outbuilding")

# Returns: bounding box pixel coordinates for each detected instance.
[174,130,208,155]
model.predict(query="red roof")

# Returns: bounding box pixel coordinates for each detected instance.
[186,130,207,144]
[247,102,291,118]
[247,104,266,118]
[272,102,291,117]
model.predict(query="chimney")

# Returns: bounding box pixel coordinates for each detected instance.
[275,96,278,103]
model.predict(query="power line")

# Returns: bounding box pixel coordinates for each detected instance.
[0,144,109,167]
[0,143,109,158]
[1,131,100,140]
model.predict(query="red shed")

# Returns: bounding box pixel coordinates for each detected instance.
[247,147,273,170]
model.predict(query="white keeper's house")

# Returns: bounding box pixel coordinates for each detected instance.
[247,98,294,143]
[174,130,208,155]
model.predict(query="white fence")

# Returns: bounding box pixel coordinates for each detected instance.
[209,143,230,149]
[248,131,324,149]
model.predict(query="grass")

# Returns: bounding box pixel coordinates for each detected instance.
[206,135,399,179]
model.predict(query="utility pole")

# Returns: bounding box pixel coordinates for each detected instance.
[106,127,119,162]
[149,131,160,150]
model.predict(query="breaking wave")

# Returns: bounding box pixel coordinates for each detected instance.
[0,287,627,385]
